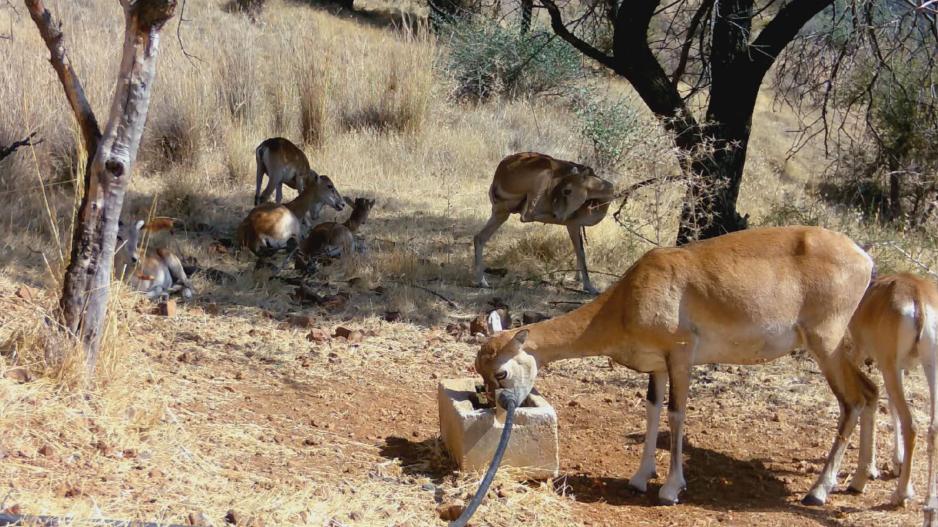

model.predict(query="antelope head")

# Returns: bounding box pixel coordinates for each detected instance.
[312,173,346,212]
[117,219,146,265]
[551,165,596,222]
[475,329,536,409]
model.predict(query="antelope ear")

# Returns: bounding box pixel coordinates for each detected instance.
[513,329,529,346]
[344,196,355,207]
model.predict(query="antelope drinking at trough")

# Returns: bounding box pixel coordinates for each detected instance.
[472,225,878,509]
[237,172,345,257]
[473,152,615,294]
[844,272,938,525]
[254,137,326,224]
[299,196,375,263]
[116,219,194,300]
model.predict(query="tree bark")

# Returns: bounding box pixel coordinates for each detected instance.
[26,0,177,374]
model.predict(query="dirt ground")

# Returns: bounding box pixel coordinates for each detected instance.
[2,246,930,526]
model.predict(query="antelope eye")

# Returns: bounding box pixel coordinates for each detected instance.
[328,184,334,190]
[563,188,572,195]
[494,371,507,381]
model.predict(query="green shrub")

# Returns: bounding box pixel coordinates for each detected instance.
[573,91,644,170]
[441,17,583,100]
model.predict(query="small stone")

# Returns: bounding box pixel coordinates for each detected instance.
[306,328,329,342]
[347,330,364,344]
[4,367,30,384]
[187,511,209,526]
[333,326,354,339]
[37,445,53,457]
[303,437,321,447]
[224,510,240,525]
[148,468,164,479]
[421,483,436,492]
[437,504,464,521]
[14,286,37,302]
[157,299,176,317]
[349,511,363,521]
[772,413,782,423]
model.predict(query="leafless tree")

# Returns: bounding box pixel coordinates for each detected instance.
[537,0,933,244]
[25,0,177,375]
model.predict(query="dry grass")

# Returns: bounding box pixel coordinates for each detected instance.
[3,0,938,526]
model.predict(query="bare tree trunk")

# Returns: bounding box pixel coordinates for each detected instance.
[26,0,177,375]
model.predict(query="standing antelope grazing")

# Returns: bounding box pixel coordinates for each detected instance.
[115,219,194,300]
[845,273,938,524]
[473,152,615,294]
[300,196,375,260]
[475,226,878,507]
[237,173,345,256]
[254,137,325,223]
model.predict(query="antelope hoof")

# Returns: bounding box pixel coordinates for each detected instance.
[924,501,938,527]
[891,488,915,508]
[476,277,491,289]
[800,494,826,507]
[657,496,678,507]
[583,284,599,295]
[846,485,863,495]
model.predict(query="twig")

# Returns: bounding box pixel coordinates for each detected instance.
[874,240,938,279]
[0,512,186,527]
[0,132,42,162]
[548,300,585,306]
[388,280,459,308]
[176,0,203,65]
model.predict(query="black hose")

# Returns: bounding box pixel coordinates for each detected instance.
[449,391,518,527]
[0,513,186,526]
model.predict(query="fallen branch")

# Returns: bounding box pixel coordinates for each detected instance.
[0,132,41,162]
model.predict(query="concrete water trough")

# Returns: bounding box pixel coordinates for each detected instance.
[438,378,559,479]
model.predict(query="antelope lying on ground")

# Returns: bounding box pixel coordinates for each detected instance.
[474,226,877,507]
[845,273,938,524]
[237,173,345,256]
[254,137,325,224]
[473,152,615,294]
[116,219,194,300]
[299,196,375,262]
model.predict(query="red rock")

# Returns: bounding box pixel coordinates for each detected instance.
[333,326,353,339]
[37,445,53,457]
[157,299,176,317]
[14,286,37,302]
[437,504,464,521]
[187,511,209,526]
[306,328,329,343]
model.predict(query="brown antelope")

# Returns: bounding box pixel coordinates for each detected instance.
[473,152,615,294]
[474,226,878,506]
[237,173,345,256]
[254,137,325,223]
[844,273,938,523]
[116,219,194,300]
[299,196,375,261]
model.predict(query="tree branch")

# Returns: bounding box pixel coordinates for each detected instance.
[750,0,834,73]
[23,0,101,155]
[0,132,41,162]
[540,0,617,69]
